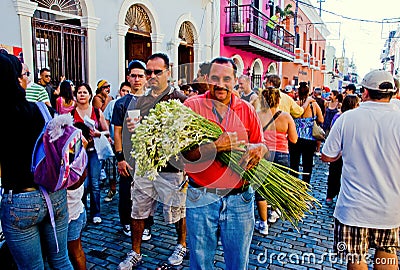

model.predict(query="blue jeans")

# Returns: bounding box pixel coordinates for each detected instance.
[84,150,101,218]
[268,151,290,167]
[0,189,73,270]
[186,186,255,270]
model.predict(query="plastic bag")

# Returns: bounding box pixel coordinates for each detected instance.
[94,133,114,160]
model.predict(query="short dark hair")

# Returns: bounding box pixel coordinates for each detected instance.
[119,81,131,90]
[40,67,50,74]
[265,74,281,88]
[366,88,394,100]
[147,52,169,68]
[199,62,211,76]
[180,84,191,91]
[345,83,356,93]
[75,82,93,102]
[209,56,237,77]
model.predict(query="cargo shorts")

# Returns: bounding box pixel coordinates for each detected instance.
[131,172,186,224]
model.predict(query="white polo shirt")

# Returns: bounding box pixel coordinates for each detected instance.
[322,101,400,229]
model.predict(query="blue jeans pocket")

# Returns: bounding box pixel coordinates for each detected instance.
[187,187,202,202]
[9,204,41,230]
[240,187,254,203]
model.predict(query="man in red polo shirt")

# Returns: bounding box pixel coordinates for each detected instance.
[183,56,268,269]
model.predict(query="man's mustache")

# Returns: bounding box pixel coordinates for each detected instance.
[213,85,230,92]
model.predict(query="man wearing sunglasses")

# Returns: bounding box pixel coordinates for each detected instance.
[118,53,188,269]
[37,67,60,107]
[23,63,51,107]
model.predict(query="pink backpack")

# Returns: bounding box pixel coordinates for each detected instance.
[32,102,87,191]
[31,102,88,252]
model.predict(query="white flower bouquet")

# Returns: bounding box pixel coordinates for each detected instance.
[131,100,319,227]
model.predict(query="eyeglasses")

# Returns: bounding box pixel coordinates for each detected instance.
[129,73,145,79]
[22,71,31,77]
[44,75,51,78]
[101,85,111,89]
[145,69,167,76]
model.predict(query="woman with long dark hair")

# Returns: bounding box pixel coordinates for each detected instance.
[56,80,76,114]
[289,82,324,183]
[0,53,73,269]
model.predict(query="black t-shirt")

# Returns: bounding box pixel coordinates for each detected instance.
[1,101,54,191]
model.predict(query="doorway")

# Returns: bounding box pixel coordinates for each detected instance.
[178,44,194,83]
[125,32,152,67]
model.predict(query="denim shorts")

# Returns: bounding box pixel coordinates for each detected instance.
[67,210,87,242]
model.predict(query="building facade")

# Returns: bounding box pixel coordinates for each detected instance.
[220,0,295,88]
[280,0,328,90]
[0,0,216,96]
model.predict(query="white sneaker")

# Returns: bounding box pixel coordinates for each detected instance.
[255,220,269,235]
[123,225,131,237]
[118,250,142,270]
[142,228,151,241]
[167,244,187,266]
[93,216,102,224]
[268,210,280,223]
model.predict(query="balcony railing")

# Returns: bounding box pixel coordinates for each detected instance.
[225,4,295,53]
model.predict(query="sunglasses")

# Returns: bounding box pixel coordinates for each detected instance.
[44,75,51,78]
[101,85,111,89]
[22,71,31,77]
[145,69,167,76]
[129,73,145,79]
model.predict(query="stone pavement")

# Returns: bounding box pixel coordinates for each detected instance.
[81,157,399,269]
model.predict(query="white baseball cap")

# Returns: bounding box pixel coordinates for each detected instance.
[359,70,395,92]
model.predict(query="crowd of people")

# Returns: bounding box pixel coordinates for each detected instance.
[1,49,399,270]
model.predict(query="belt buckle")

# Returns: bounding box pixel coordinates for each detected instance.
[215,188,229,196]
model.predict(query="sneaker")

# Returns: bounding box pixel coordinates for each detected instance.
[268,210,280,223]
[118,250,142,270]
[123,225,131,237]
[167,244,187,266]
[104,189,116,202]
[142,228,151,241]
[93,216,102,224]
[255,220,269,235]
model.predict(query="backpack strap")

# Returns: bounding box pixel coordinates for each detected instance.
[36,102,52,123]
[33,103,60,253]
[263,111,282,131]
[40,187,59,253]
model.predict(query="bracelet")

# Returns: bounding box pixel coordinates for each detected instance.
[116,151,125,162]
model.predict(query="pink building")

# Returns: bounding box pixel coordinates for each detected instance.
[220,0,295,88]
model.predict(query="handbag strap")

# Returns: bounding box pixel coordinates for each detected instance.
[263,111,282,131]
[310,102,316,120]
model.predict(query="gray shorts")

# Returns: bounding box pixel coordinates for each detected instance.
[131,172,186,224]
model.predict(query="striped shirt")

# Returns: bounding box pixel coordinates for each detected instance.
[25,82,50,103]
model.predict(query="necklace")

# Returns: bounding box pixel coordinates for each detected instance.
[212,98,232,129]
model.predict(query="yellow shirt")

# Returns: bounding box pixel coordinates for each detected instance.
[267,15,279,29]
[278,92,304,118]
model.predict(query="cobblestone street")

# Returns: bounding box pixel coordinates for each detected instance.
[81,157,399,269]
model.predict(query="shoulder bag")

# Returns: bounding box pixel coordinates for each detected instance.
[310,103,325,140]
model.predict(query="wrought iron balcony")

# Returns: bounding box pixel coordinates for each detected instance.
[224,4,295,62]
